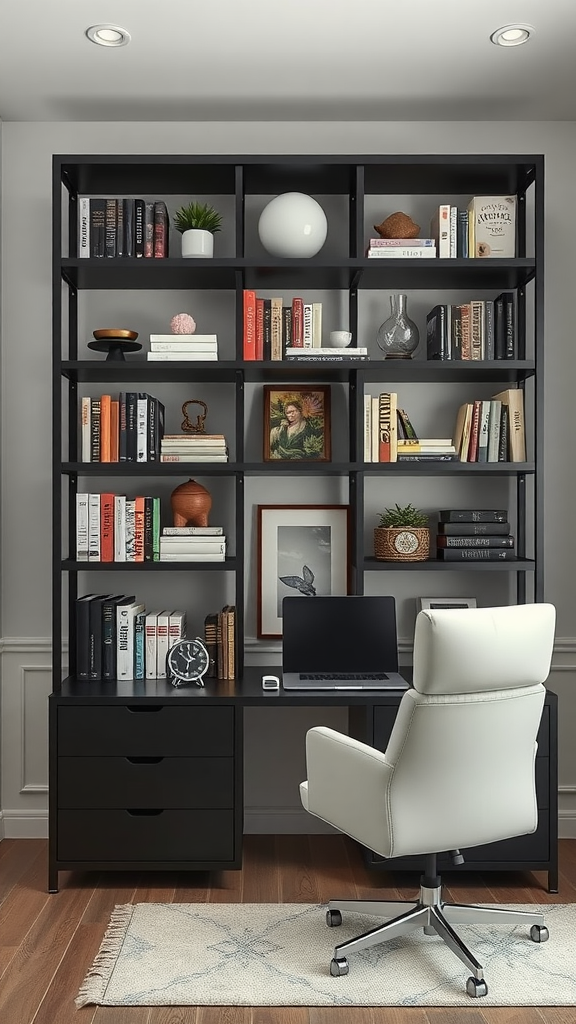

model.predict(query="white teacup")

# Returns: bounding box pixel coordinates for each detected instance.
[329,330,352,348]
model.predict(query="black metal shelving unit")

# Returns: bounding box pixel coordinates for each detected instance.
[49,154,551,892]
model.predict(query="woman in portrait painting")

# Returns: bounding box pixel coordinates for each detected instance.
[269,398,324,460]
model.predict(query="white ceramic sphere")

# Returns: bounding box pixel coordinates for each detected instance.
[258,192,328,258]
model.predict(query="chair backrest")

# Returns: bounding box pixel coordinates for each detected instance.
[381,603,555,858]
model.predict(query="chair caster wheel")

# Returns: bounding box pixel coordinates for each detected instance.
[326,909,342,927]
[530,924,549,942]
[330,957,349,977]
[466,977,488,998]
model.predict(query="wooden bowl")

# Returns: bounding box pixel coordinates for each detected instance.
[93,328,138,341]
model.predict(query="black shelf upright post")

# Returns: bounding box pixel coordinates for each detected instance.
[533,156,545,602]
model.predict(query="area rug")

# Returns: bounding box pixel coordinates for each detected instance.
[76,902,576,1007]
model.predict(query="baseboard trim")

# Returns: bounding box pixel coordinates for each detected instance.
[244,808,337,834]
[2,809,48,839]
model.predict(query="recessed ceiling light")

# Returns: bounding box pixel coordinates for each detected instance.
[490,24,534,47]
[86,25,131,47]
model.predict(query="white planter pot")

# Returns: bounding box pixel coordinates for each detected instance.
[181,229,214,258]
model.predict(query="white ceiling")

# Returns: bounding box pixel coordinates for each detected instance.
[1,0,575,123]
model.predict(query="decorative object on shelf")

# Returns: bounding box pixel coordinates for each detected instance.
[258,192,328,258]
[374,212,420,238]
[173,202,222,258]
[419,597,477,610]
[87,328,142,362]
[257,504,350,638]
[166,637,210,688]
[263,385,331,462]
[377,294,420,359]
[170,312,196,334]
[181,399,208,434]
[328,330,352,348]
[170,479,212,528]
[374,504,430,562]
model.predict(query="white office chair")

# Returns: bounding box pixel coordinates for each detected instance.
[300,603,556,997]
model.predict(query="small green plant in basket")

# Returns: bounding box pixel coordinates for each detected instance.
[375,503,430,562]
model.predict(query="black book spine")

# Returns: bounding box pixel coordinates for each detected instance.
[437,535,514,548]
[147,396,157,462]
[426,304,448,360]
[457,209,468,257]
[153,200,169,258]
[281,306,292,357]
[504,293,515,359]
[144,497,154,561]
[102,598,116,680]
[75,596,93,680]
[450,304,462,360]
[125,392,138,462]
[90,199,106,257]
[119,392,128,462]
[484,300,495,360]
[89,595,109,679]
[397,454,456,462]
[123,198,135,257]
[498,405,509,461]
[494,294,506,359]
[134,199,145,257]
[438,509,508,523]
[438,521,510,536]
[262,299,272,361]
[437,548,516,561]
[144,201,154,258]
[90,399,101,462]
[105,199,117,258]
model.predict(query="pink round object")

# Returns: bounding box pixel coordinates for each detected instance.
[170,313,196,335]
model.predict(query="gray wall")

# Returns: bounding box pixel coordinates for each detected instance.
[1,120,575,839]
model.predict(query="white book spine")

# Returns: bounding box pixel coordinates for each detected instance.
[145,612,159,678]
[312,302,322,348]
[368,247,437,258]
[287,347,368,356]
[78,197,90,257]
[162,526,224,536]
[363,395,372,463]
[371,396,379,463]
[450,206,457,257]
[114,495,126,561]
[302,304,313,348]
[487,400,502,462]
[76,493,89,560]
[88,493,101,561]
[81,397,91,461]
[125,499,136,561]
[149,334,217,343]
[149,341,218,352]
[168,611,187,653]
[146,352,218,361]
[159,541,227,554]
[156,611,170,678]
[136,398,148,462]
[477,400,492,461]
[159,553,226,561]
[116,603,135,680]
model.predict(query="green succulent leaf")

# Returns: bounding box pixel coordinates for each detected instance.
[173,202,223,234]
[378,503,428,528]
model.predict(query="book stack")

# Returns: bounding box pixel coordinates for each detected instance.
[426,294,515,360]
[242,291,324,359]
[430,197,517,259]
[147,334,218,361]
[367,238,436,258]
[396,439,456,463]
[454,389,525,463]
[160,434,228,463]
[159,526,226,562]
[204,605,236,679]
[81,393,165,462]
[285,347,369,362]
[78,197,169,259]
[436,510,516,561]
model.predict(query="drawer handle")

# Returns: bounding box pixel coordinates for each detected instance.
[126,809,164,816]
[126,705,164,714]
[126,756,164,765]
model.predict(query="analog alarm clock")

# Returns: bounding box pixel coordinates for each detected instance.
[166,637,210,688]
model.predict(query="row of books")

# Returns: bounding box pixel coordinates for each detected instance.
[76,491,227,563]
[363,394,454,463]
[160,434,229,463]
[435,509,516,561]
[426,295,515,361]
[431,196,517,259]
[146,333,219,361]
[243,291,322,360]
[80,393,165,463]
[204,606,236,680]
[75,595,186,681]
[78,198,169,259]
[454,389,526,463]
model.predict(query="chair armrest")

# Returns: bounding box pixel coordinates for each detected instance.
[301,726,393,857]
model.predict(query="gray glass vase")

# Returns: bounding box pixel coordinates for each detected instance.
[377,294,420,359]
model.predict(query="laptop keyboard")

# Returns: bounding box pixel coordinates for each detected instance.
[300,672,389,681]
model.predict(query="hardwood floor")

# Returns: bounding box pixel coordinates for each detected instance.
[0,836,575,1024]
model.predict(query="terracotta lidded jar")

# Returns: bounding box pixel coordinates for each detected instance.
[170,479,212,527]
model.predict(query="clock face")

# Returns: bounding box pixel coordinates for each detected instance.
[393,530,419,555]
[167,638,210,687]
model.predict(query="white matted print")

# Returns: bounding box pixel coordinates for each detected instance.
[419,597,477,611]
[257,505,350,638]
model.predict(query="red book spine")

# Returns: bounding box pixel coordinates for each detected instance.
[467,400,482,461]
[100,492,115,562]
[291,297,304,347]
[134,496,145,562]
[243,290,256,359]
[378,393,392,462]
[255,298,264,361]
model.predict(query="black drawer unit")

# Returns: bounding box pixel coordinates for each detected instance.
[349,689,558,892]
[49,696,243,891]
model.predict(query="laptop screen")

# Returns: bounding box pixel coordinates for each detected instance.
[282,595,399,674]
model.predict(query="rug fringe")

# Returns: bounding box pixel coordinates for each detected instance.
[75,903,134,1007]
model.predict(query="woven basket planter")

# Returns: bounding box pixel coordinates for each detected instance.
[374,526,430,562]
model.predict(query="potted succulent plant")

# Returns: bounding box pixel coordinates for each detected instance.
[374,503,430,562]
[173,201,223,258]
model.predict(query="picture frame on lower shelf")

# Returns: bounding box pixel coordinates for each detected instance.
[257,504,350,638]
[418,597,477,611]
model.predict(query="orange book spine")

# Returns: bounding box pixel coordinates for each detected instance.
[110,400,119,462]
[134,496,145,562]
[378,392,392,462]
[243,290,256,360]
[100,394,112,462]
[100,492,115,562]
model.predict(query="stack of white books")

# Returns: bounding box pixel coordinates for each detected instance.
[160,434,228,463]
[367,238,436,258]
[159,526,226,562]
[147,334,218,360]
[285,347,369,360]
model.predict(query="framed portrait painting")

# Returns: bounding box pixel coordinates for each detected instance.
[263,385,331,462]
[257,504,350,638]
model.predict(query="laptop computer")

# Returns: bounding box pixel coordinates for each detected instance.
[281,595,410,690]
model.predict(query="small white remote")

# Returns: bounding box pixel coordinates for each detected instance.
[261,674,280,691]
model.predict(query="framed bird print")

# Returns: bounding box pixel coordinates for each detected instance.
[257,504,350,638]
